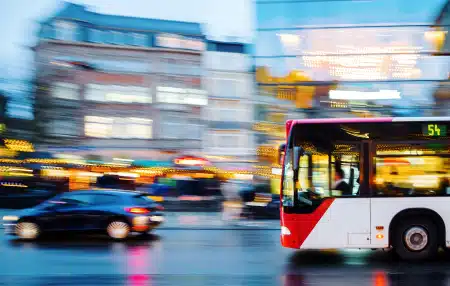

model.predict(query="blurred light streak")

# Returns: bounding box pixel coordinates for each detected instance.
[127,246,152,286]
[372,271,388,286]
[329,90,401,100]
[127,274,150,286]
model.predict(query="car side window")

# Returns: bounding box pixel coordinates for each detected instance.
[93,194,120,205]
[60,194,95,205]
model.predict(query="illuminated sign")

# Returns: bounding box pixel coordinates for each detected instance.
[156,34,205,51]
[423,124,447,137]
[329,90,401,100]
[173,157,210,166]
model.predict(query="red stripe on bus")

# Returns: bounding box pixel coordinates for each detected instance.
[297,198,335,247]
[282,198,335,249]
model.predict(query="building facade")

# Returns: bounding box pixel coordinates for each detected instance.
[252,0,450,186]
[202,40,255,169]
[254,0,448,118]
[34,2,207,160]
[434,0,450,115]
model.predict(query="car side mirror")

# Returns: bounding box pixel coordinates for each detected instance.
[278,143,286,165]
[293,146,304,171]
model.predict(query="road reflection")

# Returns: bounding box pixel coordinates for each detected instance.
[6,230,450,285]
[285,249,450,286]
[7,233,161,252]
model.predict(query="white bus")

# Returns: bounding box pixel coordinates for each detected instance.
[279,117,449,260]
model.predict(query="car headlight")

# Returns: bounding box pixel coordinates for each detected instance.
[2,216,19,221]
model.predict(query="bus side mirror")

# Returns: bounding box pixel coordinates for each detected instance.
[278,143,286,165]
[293,146,304,171]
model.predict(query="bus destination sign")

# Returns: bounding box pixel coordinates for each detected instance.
[422,124,447,137]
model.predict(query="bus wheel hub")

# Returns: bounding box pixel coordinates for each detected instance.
[404,226,428,251]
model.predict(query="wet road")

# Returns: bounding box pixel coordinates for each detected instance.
[2,229,450,285]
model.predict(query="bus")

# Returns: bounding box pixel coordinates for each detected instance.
[279,117,450,260]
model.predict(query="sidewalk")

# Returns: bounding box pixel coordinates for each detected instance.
[161,212,280,230]
[0,209,280,230]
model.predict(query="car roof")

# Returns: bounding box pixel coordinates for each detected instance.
[65,189,144,197]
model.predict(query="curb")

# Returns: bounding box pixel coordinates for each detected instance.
[0,225,280,231]
[158,227,280,230]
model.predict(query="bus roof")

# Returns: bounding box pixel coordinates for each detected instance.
[289,116,450,125]
[286,117,450,137]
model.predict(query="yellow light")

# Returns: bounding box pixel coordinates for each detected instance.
[4,139,34,152]
[42,169,70,178]
[376,233,384,239]
[425,30,447,51]
[147,196,164,202]
[1,182,27,188]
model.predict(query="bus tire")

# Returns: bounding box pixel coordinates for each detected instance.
[393,217,438,261]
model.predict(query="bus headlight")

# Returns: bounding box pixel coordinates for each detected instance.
[281,226,291,236]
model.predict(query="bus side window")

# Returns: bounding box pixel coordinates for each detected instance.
[331,145,361,197]
[374,143,449,197]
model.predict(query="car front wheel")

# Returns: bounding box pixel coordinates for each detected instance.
[106,220,130,240]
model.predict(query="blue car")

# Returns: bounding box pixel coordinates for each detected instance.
[2,189,164,241]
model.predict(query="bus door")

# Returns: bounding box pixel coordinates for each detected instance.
[285,142,371,249]
[325,142,371,248]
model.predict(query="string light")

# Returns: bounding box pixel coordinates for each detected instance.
[4,139,34,152]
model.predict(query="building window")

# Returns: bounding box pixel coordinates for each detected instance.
[112,31,124,44]
[54,21,77,41]
[212,79,242,98]
[209,100,248,122]
[125,33,135,46]
[84,84,151,103]
[132,33,148,46]
[49,120,78,137]
[210,132,244,149]
[88,29,103,43]
[84,116,152,139]
[160,114,202,139]
[41,25,53,39]
[52,82,80,100]
[156,86,207,105]
[156,33,205,51]
[161,58,202,76]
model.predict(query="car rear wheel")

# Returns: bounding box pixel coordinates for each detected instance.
[106,220,130,240]
[16,221,40,240]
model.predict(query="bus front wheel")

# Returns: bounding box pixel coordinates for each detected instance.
[393,217,438,261]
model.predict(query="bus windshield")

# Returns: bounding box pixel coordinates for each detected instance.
[282,120,450,212]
